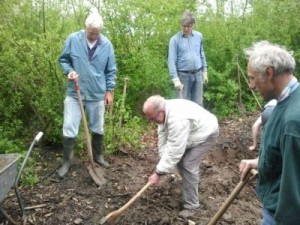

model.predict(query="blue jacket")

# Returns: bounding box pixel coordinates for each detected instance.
[168,30,207,79]
[59,30,116,101]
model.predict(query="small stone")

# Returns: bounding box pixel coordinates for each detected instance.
[74,218,83,224]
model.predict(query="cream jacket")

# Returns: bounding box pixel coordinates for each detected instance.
[156,99,218,174]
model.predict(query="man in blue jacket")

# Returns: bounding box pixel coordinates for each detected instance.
[239,41,300,225]
[57,11,116,177]
[168,10,208,105]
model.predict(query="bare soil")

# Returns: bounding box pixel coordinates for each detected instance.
[0,112,263,225]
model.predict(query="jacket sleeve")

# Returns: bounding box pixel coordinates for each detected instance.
[58,35,74,75]
[168,36,178,79]
[104,42,117,91]
[199,34,207,71]
[156,119,190,173]
[157,125,167,158]
[275,128,300,225]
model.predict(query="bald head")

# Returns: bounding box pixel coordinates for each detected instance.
[143,95,166,114]
[143,95,166,124]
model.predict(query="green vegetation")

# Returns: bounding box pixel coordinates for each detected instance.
[1,0,300,184]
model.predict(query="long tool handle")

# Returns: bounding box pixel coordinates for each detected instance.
[75,82,94,165]
[116,181,151,214]
[178,88,183,99]
[14,132,44,219]
[207,169,258,225]
[99,181,151,224]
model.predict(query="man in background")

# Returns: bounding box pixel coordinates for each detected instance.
[168,10,208,105]
[57,11,117,177]
[248,99,277,151]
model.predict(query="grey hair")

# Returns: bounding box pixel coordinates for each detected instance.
[143,95,166,114]
[181,10,195,25]
[85,12,104,30]
[244,40,295,77]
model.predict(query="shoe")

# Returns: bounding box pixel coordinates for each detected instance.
[178,209,197,218]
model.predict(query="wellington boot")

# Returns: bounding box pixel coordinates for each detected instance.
[57,137,75,178]
[57,161,72,178]
[92,133,110,168]
[94,155,110,168]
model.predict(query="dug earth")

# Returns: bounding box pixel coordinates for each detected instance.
[1,113,262,225]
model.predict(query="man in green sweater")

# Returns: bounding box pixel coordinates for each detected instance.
[239,41,300,225]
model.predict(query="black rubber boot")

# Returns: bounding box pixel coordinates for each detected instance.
[92,133,110,168]
[57,137,75,178]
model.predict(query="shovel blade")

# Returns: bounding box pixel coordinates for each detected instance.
[87,163,106,186]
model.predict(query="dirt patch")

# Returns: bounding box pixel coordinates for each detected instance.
[0,112,262,225]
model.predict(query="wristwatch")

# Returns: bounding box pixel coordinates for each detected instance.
[155,171,165,176]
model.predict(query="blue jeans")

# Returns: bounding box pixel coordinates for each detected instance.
[261,208,275,225]
[178,71,203,105]
[63,96,105,138]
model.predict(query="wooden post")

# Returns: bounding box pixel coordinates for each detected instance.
[118,77,129,128]
[237,56,242,106]
[237,63,262,110]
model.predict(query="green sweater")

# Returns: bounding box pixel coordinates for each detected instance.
[257,86,300,225]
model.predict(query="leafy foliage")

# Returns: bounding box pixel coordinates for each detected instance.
[0,0,300,160]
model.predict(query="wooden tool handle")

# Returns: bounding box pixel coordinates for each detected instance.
[116,181,151,214]
[75,82,94,165]
[100,181,152,224]
[207,169,258,225]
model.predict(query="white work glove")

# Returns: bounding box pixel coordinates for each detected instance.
[203,71,208,84]
[172,77,184,90]
[67,71,78,82]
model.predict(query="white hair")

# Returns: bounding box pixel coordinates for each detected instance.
[143,95,166,114]
[244,40,295,77]
[85,10,104,30]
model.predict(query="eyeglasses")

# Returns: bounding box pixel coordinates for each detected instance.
[147,111,161,121]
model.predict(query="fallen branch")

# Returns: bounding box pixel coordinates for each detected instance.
[25,204,47,210]
[105,193,131,198]
[142,196,174,212]
[44,212,53,217]
[0,206,18,225]
[49,178,60,183]
[21,216,28,225]
[39,164,61,183]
